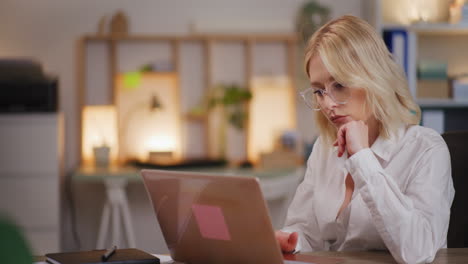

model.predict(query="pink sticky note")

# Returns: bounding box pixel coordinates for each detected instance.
[191,204,231,241]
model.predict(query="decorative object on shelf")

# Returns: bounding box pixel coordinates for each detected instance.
[259,150,298,169]
[110,10,129,35]
[295,0,330,44]
[417,59,450,99]
[190,83,251,160]
[294,0,329,97]
[382,0,450,25]
[258,130,300,169]
[123,62,175,91]
[122,71,142,90]
[449,0,468,24]
[417,80,450,99]
[207,83,252,130]
[452,74,468,101]
[140,61,174,73]
[148,151,174,165]
[93,144,111,168]
[279,130,299,151]
[462,3,468,23]
[82,105,118,166]
[418,59,448,80]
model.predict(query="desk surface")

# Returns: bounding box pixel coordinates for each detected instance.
[71,166,304,201]
[34,249,468,264]
[297,248,468,264]
[72,166,302,182]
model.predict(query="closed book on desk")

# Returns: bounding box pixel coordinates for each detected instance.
[45,248,159,264]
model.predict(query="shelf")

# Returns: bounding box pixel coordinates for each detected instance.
[383,23,468,35]
[417,98,468,109]
[83,33,298,43]
[119,71,178,78]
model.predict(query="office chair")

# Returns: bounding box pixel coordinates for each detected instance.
[442,130,468,248]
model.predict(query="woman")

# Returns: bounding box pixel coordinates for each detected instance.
[275,15,455,264]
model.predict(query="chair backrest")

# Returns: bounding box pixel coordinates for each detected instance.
[442,130,468,248]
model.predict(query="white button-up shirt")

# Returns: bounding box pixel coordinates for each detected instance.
[283,125,455,264]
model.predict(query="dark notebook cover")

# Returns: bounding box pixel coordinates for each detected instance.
[45,248,160,264]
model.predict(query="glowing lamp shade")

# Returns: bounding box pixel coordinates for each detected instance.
[248,76,296,162]
[81,105,118,165]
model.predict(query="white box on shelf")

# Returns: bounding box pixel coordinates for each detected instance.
[453,77,468,101]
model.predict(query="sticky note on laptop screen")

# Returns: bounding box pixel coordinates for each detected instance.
[191,204,231,241]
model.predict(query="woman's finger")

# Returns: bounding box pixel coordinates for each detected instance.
[337,125,347,157]
[276,231,295,252]
[288,232,298,247]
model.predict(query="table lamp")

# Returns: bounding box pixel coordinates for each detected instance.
[116,73,182,163]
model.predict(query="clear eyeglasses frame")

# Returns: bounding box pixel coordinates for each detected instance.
[299,84,350,111]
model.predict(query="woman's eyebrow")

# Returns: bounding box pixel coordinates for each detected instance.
[310,76,335,87]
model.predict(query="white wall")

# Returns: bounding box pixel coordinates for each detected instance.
[0,0,364,254]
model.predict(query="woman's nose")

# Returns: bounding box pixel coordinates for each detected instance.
[321,94,338,110]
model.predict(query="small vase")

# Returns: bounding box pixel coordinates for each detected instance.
[93,145,111,168]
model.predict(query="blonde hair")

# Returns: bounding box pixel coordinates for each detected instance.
[304,15,421,144]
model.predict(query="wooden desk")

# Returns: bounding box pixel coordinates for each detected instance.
[34,249,468,263]
[293,248,468,264]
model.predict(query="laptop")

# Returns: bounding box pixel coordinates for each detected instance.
[141,169,311,264]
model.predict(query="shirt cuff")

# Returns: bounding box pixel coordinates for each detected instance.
[344,148,383,190]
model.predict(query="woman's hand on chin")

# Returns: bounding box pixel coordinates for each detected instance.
[333,120,369,157]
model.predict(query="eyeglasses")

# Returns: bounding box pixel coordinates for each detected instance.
[299,81,351,111]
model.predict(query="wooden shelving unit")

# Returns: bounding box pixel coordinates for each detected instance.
[76,33,298,164]
[375,0,468,133]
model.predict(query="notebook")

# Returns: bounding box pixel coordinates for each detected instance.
[141,169,339,264]
[45,248,159,264]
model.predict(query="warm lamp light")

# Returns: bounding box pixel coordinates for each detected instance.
[382,0,450,25]
[248,76,296,162]
[146,135,177,152]
[82,105,118,165]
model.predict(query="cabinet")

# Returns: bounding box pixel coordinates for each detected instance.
[0,113,64,254]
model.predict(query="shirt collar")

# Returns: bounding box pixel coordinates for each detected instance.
[370,125,406,162]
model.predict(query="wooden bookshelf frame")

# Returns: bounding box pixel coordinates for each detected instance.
[76,33,298,165]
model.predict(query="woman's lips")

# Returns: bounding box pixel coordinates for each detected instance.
[330,115,348,124]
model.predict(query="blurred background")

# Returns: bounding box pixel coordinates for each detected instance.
[1,0,467,256]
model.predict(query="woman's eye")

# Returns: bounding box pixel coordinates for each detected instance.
[313,90,324,96]
[333,82,344,90]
